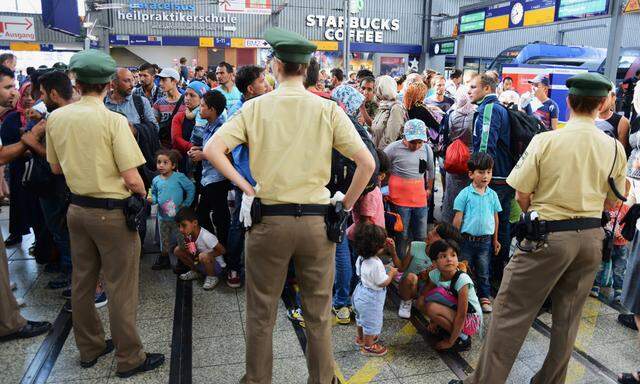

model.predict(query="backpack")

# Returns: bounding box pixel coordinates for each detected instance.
[502,103,550,162]
[22,154,54,196]
[327,115,380,196]
[133,95,161,188]
[158,95,184,149]
[444,139,470,174]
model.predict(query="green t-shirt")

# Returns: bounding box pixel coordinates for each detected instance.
[428,269,483,320]
[405,242,432,275]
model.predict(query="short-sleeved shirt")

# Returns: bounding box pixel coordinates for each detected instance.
[153,97,186,126]
[384,140,435,180]
[534,98,559,130]
[215,85,242,111]
[356,256,388,290]
[428,269,482,317]
[195,227,219,254]
[347,186,385,240]
[405,241,432,276]
[215,79,366,205]
[453,185,502,236]
[425,95,455,113]
[46,96,146,199]
[507,116,627,221]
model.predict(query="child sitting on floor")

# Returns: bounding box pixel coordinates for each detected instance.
[173,207,226,290]
[352,223,398,357]
[418,239,482,352]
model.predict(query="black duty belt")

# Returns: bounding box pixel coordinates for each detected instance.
[543,218,602,233]
[261,204,330,217]
[462,233,492,242]
[70,194,128,210]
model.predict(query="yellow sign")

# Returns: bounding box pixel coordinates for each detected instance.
[230,38,245,48]
[199,37,214,47]
[485,15,509,31]
[9,42,40,51]
[524,6,555,26]
[312,40,339,51]
[625,0,640,13]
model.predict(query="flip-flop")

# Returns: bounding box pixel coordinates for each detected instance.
[618,372,640,384]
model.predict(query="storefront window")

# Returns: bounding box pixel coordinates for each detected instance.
[380,56,406,77]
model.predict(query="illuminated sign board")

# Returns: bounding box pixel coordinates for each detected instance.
[458,0,610,34]
[430,40,456,56]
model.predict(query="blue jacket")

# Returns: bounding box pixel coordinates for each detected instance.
[472,94,513,180]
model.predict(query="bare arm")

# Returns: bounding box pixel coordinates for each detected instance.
[515,191,532,212]
[51,163,63,175]
[120,167,147,198]
[204,136,255,196]
[20,131,46,157]
[619,116,630,152]
[0,142,28,165]
[342,147,376,210]
[379,267,398,287]
[551,118,558,130]
[453,211,463,230]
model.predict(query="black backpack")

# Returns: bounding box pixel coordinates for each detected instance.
[133,95,161,188]
[157,95,184,149]
[327,115,380,196]
[502,103,550,162]
[22,154,54,196]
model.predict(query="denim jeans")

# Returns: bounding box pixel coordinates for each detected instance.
[594,244,629,291]
[39,195,72,272]
[490,183,514,284]
[392,205,428,259]
[460,238,492,299]
[333,236,352,308]
[225,187,244,272]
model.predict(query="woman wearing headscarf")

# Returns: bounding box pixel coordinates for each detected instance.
[171,80,210,174]
[0,82,35,247]
[440,86,476,224]
[371,75,407,150]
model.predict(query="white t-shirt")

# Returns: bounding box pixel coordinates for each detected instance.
[195,227,219,254]
[355,256,388,290]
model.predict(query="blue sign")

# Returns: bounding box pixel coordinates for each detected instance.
[41,0,81,37]
[214,37,231,47]
[128,1,195,11]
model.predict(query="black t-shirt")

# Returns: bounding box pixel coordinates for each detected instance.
[623,77,638,102]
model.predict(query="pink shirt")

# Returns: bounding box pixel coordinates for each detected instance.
[347,186,385,240]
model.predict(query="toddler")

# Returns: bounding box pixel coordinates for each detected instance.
[173,207,226,290]
[148,149,195,270]
[352,223,398,357]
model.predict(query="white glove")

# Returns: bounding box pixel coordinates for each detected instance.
[239,193,255,229]
[330,191,345,206]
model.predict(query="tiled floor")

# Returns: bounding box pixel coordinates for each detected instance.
[3,208,640,384]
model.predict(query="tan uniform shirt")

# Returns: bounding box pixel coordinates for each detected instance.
[507,115,627,221]
[46,96,146,199]
[215,79,366,205]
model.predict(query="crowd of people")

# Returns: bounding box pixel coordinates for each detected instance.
[0,24,640,384]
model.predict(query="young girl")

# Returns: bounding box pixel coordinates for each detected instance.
[352,223,398,357]
[148,149,196,270]
[418,239,482,351]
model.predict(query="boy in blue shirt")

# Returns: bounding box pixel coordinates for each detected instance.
[453,153,502,313]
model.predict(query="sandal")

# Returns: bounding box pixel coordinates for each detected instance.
[618,372,640,384]
[360,342,388,357]
[354,335,379,347]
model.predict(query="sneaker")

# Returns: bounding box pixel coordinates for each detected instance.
[613,290,623,304]
[151,256,171,271]
[480,298,493,313]
[618,313,638,330]
[179,270,200,281]
[286,307,305,328]
[16,297,26,307]
[10,281,16,291]
[226,270,241,288]
[61,287,72,300]
[63,292,108,313]
[334,307,351,325]
[360,343,388,357]
[589,287,600,298]
[47,273,71,290]
[398,300,412,319]
[202,276,219,290]
[452,336,472,351]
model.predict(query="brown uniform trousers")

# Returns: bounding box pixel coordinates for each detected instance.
[465,228,603,384]
[67,205,146,372]
[241,216,338,384]
[0,234,26,336]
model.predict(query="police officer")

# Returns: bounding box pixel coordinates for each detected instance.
[204,28,375,384]
[45,50,164,377]
[450,73,627,384]
[0,65,51,342]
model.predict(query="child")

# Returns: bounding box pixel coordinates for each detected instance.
[352,223,398,357]
[148,149,196,270]
[173,207,227,290]
[452,152,502,313]
[591,200,630,304]
[393,222,463,319]
[419,239,482,351]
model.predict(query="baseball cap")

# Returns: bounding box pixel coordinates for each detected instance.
[157,68,180,81]
[404,119,428,142]
[527,74,550,87]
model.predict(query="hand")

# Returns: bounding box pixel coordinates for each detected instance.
[435,338,455,351]
[147,196,153,204]
[239,192,255,229]
[330,191,345,206]
[384,237,396,252]
[189,149,205,162]
[388,266,398,277]
[30,119,46,138]
[426,189,432,200]
[493,239,501,255]
[426,322,439,335]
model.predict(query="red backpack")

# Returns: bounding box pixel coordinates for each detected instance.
[444,138,470,174]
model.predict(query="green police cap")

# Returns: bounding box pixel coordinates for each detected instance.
[566,72,612,97]
[264,27,317,65]
[69,50,116,84]
[52,62,68,71]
